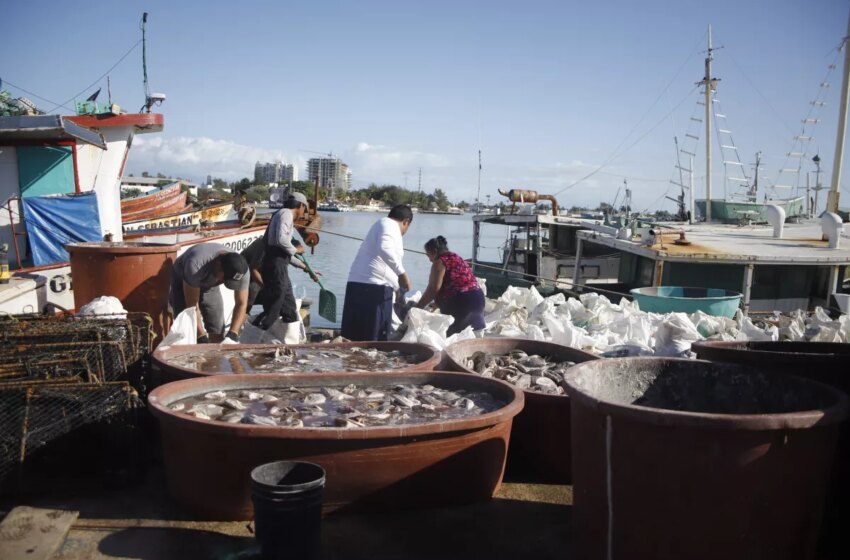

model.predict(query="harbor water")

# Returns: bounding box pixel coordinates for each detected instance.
[262,211,509,328]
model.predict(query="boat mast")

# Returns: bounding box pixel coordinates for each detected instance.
[750,151,761,201]
[828,10,850,214]
[699,25,719,221]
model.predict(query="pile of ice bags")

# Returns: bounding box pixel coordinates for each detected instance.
[397,285,849,357]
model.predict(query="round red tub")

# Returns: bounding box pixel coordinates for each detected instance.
[148,371,524,520]
[443,337,598,483]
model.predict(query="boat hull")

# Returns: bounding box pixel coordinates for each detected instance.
[695,197,805,223]
[121,182,183,212]
[123,202,233,232]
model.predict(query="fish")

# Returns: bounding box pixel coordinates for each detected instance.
[170,382,506,428]
[462,351,575,396]
[170,345,423,374]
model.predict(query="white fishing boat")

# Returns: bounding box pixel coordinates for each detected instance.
[317,200,352,212]
[0,19,286,315]
[572,22,850,313]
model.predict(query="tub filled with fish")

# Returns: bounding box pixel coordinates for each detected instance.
[148,371,524,519]
[152,341,441,385]
[444,338,598,483]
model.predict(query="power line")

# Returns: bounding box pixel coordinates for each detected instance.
[45,39,142,113]
[301,224,632,299]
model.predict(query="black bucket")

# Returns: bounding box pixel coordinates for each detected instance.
[250,461,326,560]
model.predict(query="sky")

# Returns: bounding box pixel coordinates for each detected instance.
[2,0,850,211]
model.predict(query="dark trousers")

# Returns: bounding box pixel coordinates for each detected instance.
[259,248,297,329]
[340,282,394,341]
[169,274,225,335]
[439,289,486,335]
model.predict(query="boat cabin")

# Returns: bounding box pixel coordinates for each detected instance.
[471,212,620,297]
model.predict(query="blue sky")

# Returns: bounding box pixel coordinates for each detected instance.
[2,0,849,211]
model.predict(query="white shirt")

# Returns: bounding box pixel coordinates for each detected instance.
[347,217,406,289]
[266,208,297,256]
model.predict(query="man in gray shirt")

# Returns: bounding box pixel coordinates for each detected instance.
[256,192,308,335]
[169,242,250,343]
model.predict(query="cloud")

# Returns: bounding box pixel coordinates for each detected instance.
[349,143,452,185]
[125,135,666,208]
[128,136,300,182]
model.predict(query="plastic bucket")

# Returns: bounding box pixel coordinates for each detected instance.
[565,358,849,560]
[251,461,326,560]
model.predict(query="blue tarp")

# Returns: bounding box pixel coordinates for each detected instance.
[21,192,102,265]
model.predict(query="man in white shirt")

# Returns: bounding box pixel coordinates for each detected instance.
[256,192,308,337]
[341,205,413,340]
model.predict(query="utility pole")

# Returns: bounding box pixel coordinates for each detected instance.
[418,168,422,192]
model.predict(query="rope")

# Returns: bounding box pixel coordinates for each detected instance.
[300,224,634,300]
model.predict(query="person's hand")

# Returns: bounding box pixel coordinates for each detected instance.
[308,271,321,283]
[197,333,210,344]
[399,273,411,292]
[295,244,305,254]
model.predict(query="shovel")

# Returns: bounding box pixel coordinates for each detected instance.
[295,253,337,323]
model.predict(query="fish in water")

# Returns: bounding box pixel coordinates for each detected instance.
[463,350,575,396]
[168,346,423,374]
[169,382,506,428]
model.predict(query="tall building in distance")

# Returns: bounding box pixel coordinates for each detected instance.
[307,157,351,195]
[254,161,297,184]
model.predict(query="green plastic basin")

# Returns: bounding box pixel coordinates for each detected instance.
[630,286,742,317]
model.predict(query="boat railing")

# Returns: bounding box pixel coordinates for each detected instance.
[2,195,24,269]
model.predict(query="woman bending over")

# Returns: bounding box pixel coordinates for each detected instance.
[415,236,485,335]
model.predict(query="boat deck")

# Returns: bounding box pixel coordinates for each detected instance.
[578,220,850,265]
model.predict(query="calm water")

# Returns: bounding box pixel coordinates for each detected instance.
[262,211,509,328]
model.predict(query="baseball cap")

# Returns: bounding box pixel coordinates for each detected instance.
[220,252,248,290]
[290,192,308,207]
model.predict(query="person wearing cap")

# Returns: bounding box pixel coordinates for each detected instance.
[241,237,319,310]
[256,191,310,341]
[169,242,250,343]
[341,204,413,341]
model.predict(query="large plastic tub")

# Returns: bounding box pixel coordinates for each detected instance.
[443,338,598,483]
[152,341,442,386]
[692,340,850,559]
[565,358,848,560]
[148,371,524,520]
[67,242,178,342]
[630,286,742,316]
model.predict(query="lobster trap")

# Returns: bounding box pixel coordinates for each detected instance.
[0,312,154,480]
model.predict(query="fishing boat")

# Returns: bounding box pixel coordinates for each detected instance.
[120,181,183,213]
[470,189,621,298]
[121,190,189,222]
[317,200,352,212]
[571,25,850,314]
[122,199,233,232]
[0,18,322,316]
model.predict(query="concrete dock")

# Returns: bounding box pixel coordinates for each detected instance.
[0,435,572,559]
